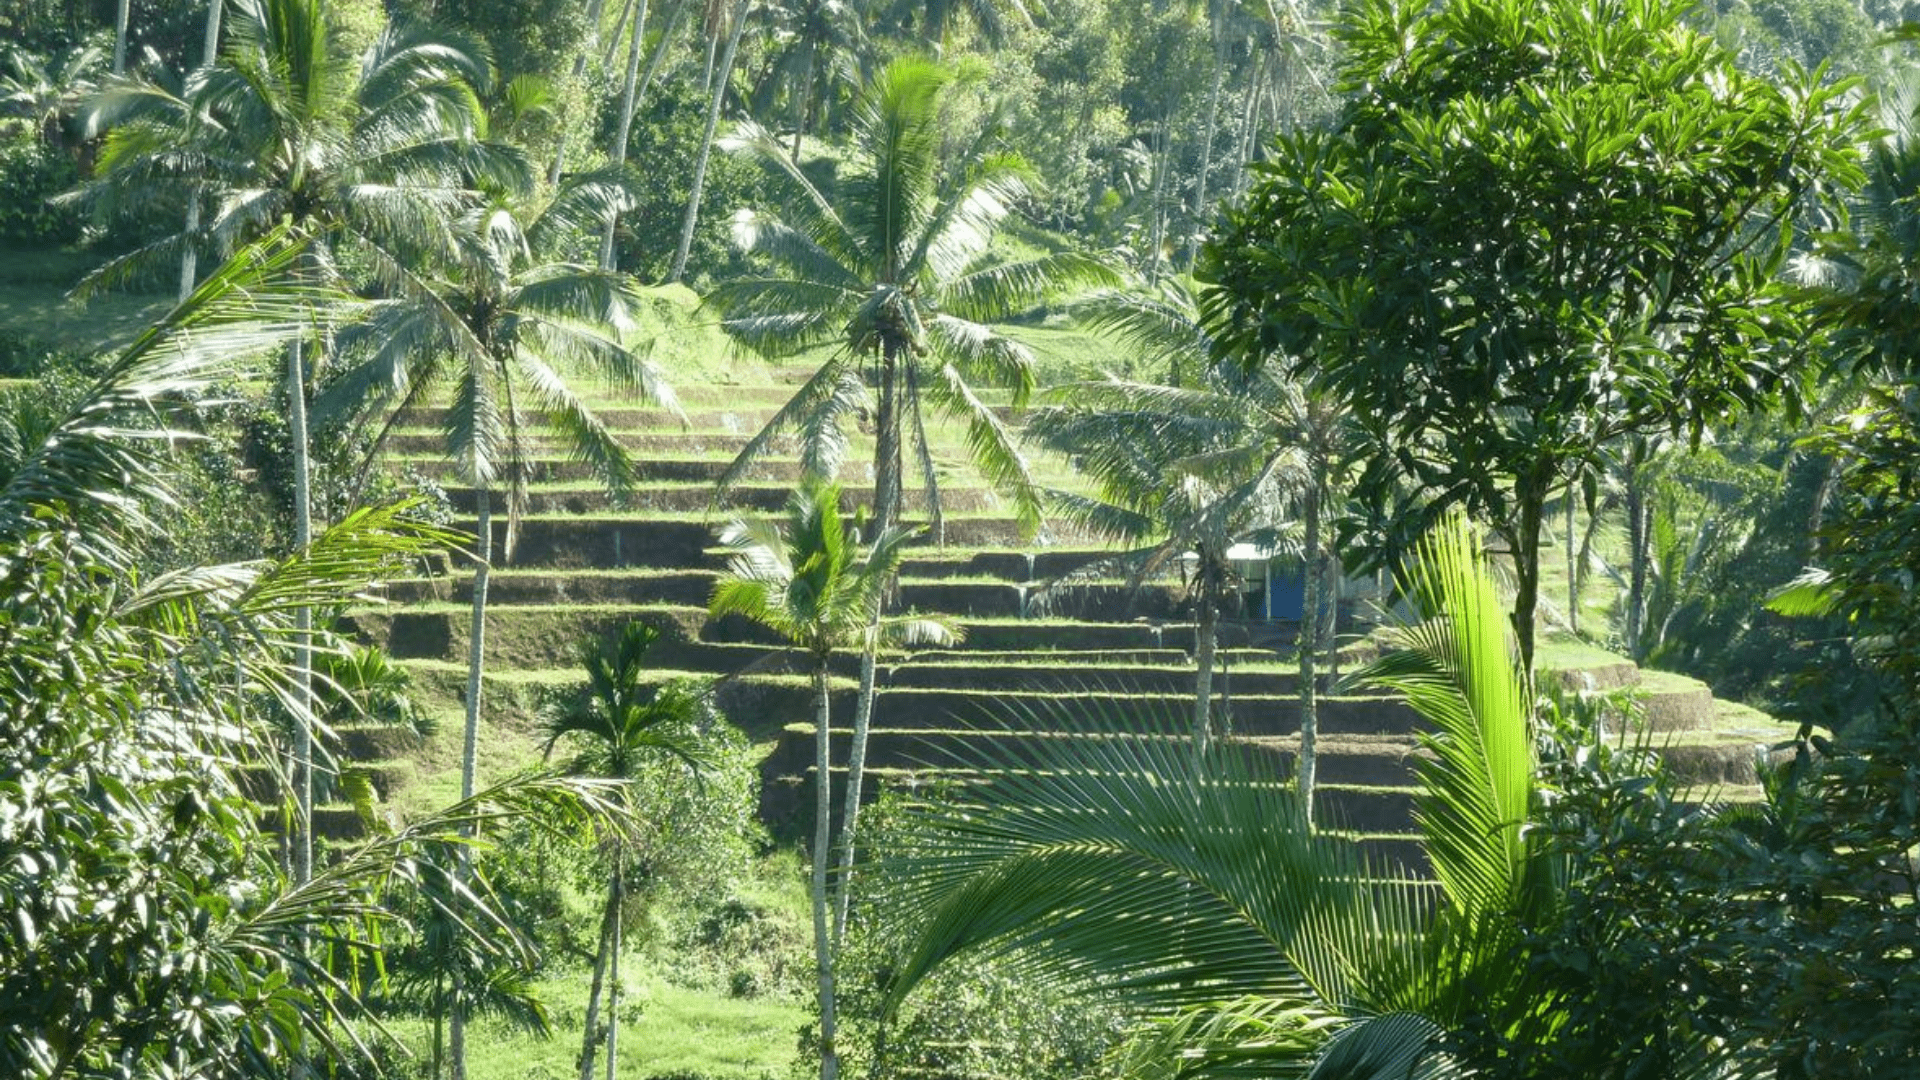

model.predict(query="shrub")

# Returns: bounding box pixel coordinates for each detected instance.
[0,133,81,245]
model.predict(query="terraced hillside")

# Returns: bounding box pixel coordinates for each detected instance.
[333,312,1797,869]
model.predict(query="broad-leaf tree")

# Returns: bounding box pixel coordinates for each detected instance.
[708,480,953,1080]
[1202,0,1868,673]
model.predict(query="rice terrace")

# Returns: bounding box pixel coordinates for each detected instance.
[2,0,1917,1078]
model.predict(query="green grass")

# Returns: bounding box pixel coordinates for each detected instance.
[374,972,804,1080]
[0,246,169,354]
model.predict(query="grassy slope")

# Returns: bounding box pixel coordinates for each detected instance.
[0,246,169,354]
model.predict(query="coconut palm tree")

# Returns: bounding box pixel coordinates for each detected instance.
[750,0,869,162]
[875,513,1552,1078]
[75,0,521,895]
[1029,280,1357,774]
[668,0,752,283]
[708,480,954,1080]
[541,622,710,1080]
[319,171,679,1076]
[710,54,1115,537]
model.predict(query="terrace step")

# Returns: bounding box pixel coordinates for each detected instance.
[441,483,1007,517]
[757,757,1425,860]
[446,516,1096,569]
[769,690,1421,744]
[393,402,1017,431]
[383,431,775,457]
[881,661,1300,696]
[388,456,816,485]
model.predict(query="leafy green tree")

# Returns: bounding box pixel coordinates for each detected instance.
[540,622,710,1080]
[708,480,953,1080]
[874,513,1551,1077]
[1203,0,1868,673]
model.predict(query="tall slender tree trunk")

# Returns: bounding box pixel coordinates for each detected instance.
[599,0,651,269]
[577,876,618,1080]
[834,605,881,945]
[288,338,314,887]
[669,0,749,283]
[432,973,445,1080]
[550,0,610,186]
[870,345,904,534]
[1565,486,1579,635]
[113,0,129,73]
[1229,49,1267,202]
[1145,95,1173,285]
[177,0,224,300]
[203,0,223,64]
[1626,468,1649,659]
[1298,476,1321,825]
[811,659,840,1080]
[1193,563,1218,754]
[450,484,492,1080]
[791,46,816,162]
[1184,3,1227,269]
[604,864,623,1080]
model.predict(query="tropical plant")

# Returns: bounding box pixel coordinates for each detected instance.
[75,0,521,897]
[873,512,1557,1078]
[540,622,711,1080]
[710,54,1113,538]
[0,43,104,148]
[0,236,627,1079]
[1029,278,1359,779]
[708,480,955,1080]
[1203,0,1868,674]
[318,168,679,1074]
[750,0,869,162]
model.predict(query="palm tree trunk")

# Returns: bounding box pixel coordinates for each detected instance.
[113,0,129,73]
[1184,2,1227,269]
[811,658,840,1080]
[1565,486,1578,635]
[288,337,313,888]
[177,0,224,301]
[669,0,749,283]
[550,0,611,186]
[461,485,491,808]
[871,345,904,534]
[833,606,881,945]
[202,0,223,63]
[1145,94,1173,285]
[599,0,651,270]
[1298,477,1321,825]
[1626,468,1648,659]
[433,972,446,1080]
[791,45,816,162]
[450,484,491,1080]
[604,864,623,1080]
[1193,565,1217,754]
[577,876,618,1080]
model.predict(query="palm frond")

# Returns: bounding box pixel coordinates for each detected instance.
[1349,512,1533,922]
